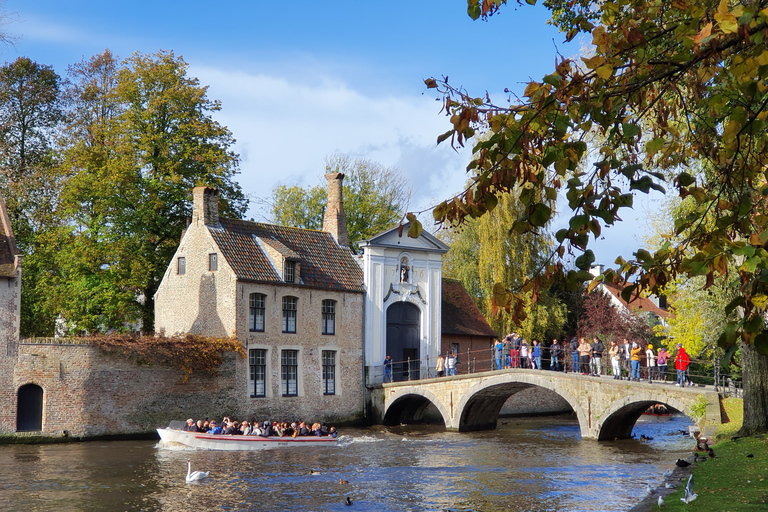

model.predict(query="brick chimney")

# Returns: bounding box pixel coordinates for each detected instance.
[193,186,219,226]
[322,172,349,247]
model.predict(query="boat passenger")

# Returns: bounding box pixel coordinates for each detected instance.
[225,421,239,435]
[182,418,197,432]
[207,421,223,435]
[283,422,295,437]
[196,420,205,432]
[241,421,251,436]
[298,421,310,436]
[329,426,337,438]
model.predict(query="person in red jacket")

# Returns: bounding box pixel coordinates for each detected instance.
[675,343,690,386]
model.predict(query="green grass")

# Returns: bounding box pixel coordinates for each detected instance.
[658,399,768,511]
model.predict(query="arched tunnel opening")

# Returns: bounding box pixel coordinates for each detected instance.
[599,401,682,441]
[383,394,446,427]
[459,382,572,431]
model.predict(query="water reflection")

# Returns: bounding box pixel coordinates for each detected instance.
[0,414,695,511]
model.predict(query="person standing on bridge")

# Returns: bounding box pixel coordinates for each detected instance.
[630,342,643,381]
[383,355,392,383]
[503,335,512,369]
[609,340,621,379]
[494,338,503,371]
[656,346,669,382]
[569,337,580,373]
[549,338,562,371]
[621,339,631,379]
[675,343,690,386]
[511,333,521,368]
[590,336,604,376]
[436,353,445,377]
[446,351,457,376]
[645,344,657,383]
[531,340,542,369]
[577,337,591,375]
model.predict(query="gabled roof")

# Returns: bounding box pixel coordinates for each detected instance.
[0,189,18,278]
[600,281,671,319]
[359,222,449,253]
[209,218,364,292]
[441,278,498,338]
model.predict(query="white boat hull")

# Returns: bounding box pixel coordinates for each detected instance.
[157,428,337,451]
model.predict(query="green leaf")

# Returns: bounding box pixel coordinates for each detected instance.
[529,203,552,227]
[677,172,695,187]
[743,315,764,333]
[755,333,768,354]
[575,250,596,270]
[725,296,746,316]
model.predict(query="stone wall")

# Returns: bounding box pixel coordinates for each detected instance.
[1,341,241,438]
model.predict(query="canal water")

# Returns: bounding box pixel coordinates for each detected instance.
[0,414,694,512]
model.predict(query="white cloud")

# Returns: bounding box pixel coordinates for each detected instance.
[192,65,472,225]
[6,13,87,44]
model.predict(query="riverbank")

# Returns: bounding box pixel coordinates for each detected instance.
[630,398,768,511]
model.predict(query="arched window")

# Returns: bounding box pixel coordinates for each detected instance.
[17,383,43,432]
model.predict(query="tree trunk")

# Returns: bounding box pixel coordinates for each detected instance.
[739,341,768,436]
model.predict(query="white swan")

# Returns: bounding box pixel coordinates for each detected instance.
[186,459,209,483]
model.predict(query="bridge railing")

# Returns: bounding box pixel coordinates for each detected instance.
[370,347,734,393]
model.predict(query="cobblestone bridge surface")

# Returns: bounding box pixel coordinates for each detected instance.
[375,369,721,440]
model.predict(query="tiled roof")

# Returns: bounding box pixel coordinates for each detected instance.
[210,218,364,292]
[441,278,498,337]
[600,281,671,319]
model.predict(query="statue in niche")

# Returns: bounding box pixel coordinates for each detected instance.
[399,256,410,283]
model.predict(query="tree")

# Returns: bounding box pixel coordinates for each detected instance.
[0,57,65,336]
[422,1,768,434]
[268,154,411,251]
[51,50,246,334]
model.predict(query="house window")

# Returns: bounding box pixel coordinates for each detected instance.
[249,293,266,332]
[249,349,267,397]
[285,260,296,283]
[322,299,336,335]
[177,257,186,275]
[322,350,336,395]
[282,296,297,333]
[209,253,218,271]
[281,349,298,396]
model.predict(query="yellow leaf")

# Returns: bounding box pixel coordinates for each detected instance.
[524,82,541,98]
[692,23,713,44]
[582,55,605,70]
[715,10,739,34]
[723,119,741,141]
[596,64,613,80]
[756,50,768,66]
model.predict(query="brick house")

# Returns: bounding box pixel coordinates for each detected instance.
[154,176,366,423]
[441,278,498,373]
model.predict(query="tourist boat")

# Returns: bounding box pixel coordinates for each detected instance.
[157,427,338,451]
[642,405,671,417]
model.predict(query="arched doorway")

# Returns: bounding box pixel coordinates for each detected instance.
[17,383,44,432]
[386,302,421,381]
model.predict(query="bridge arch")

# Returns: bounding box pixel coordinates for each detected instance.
[596,393,692,441]
[383,387,450,427]
[453,374,587,434]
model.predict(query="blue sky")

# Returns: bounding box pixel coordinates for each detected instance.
[2,0,661,266]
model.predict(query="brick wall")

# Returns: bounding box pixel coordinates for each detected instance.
[1,341,241,437]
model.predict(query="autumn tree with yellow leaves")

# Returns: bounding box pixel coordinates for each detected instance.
[418,0,768,434]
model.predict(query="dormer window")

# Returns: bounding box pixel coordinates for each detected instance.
[285,260,296,283]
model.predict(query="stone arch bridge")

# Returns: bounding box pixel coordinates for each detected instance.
[375,370,722,440]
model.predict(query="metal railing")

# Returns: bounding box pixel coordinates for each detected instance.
[367,346,734,394]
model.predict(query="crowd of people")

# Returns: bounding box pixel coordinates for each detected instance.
[181,417,338,438]
[382,333,695,387]
[490,334,693,386]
